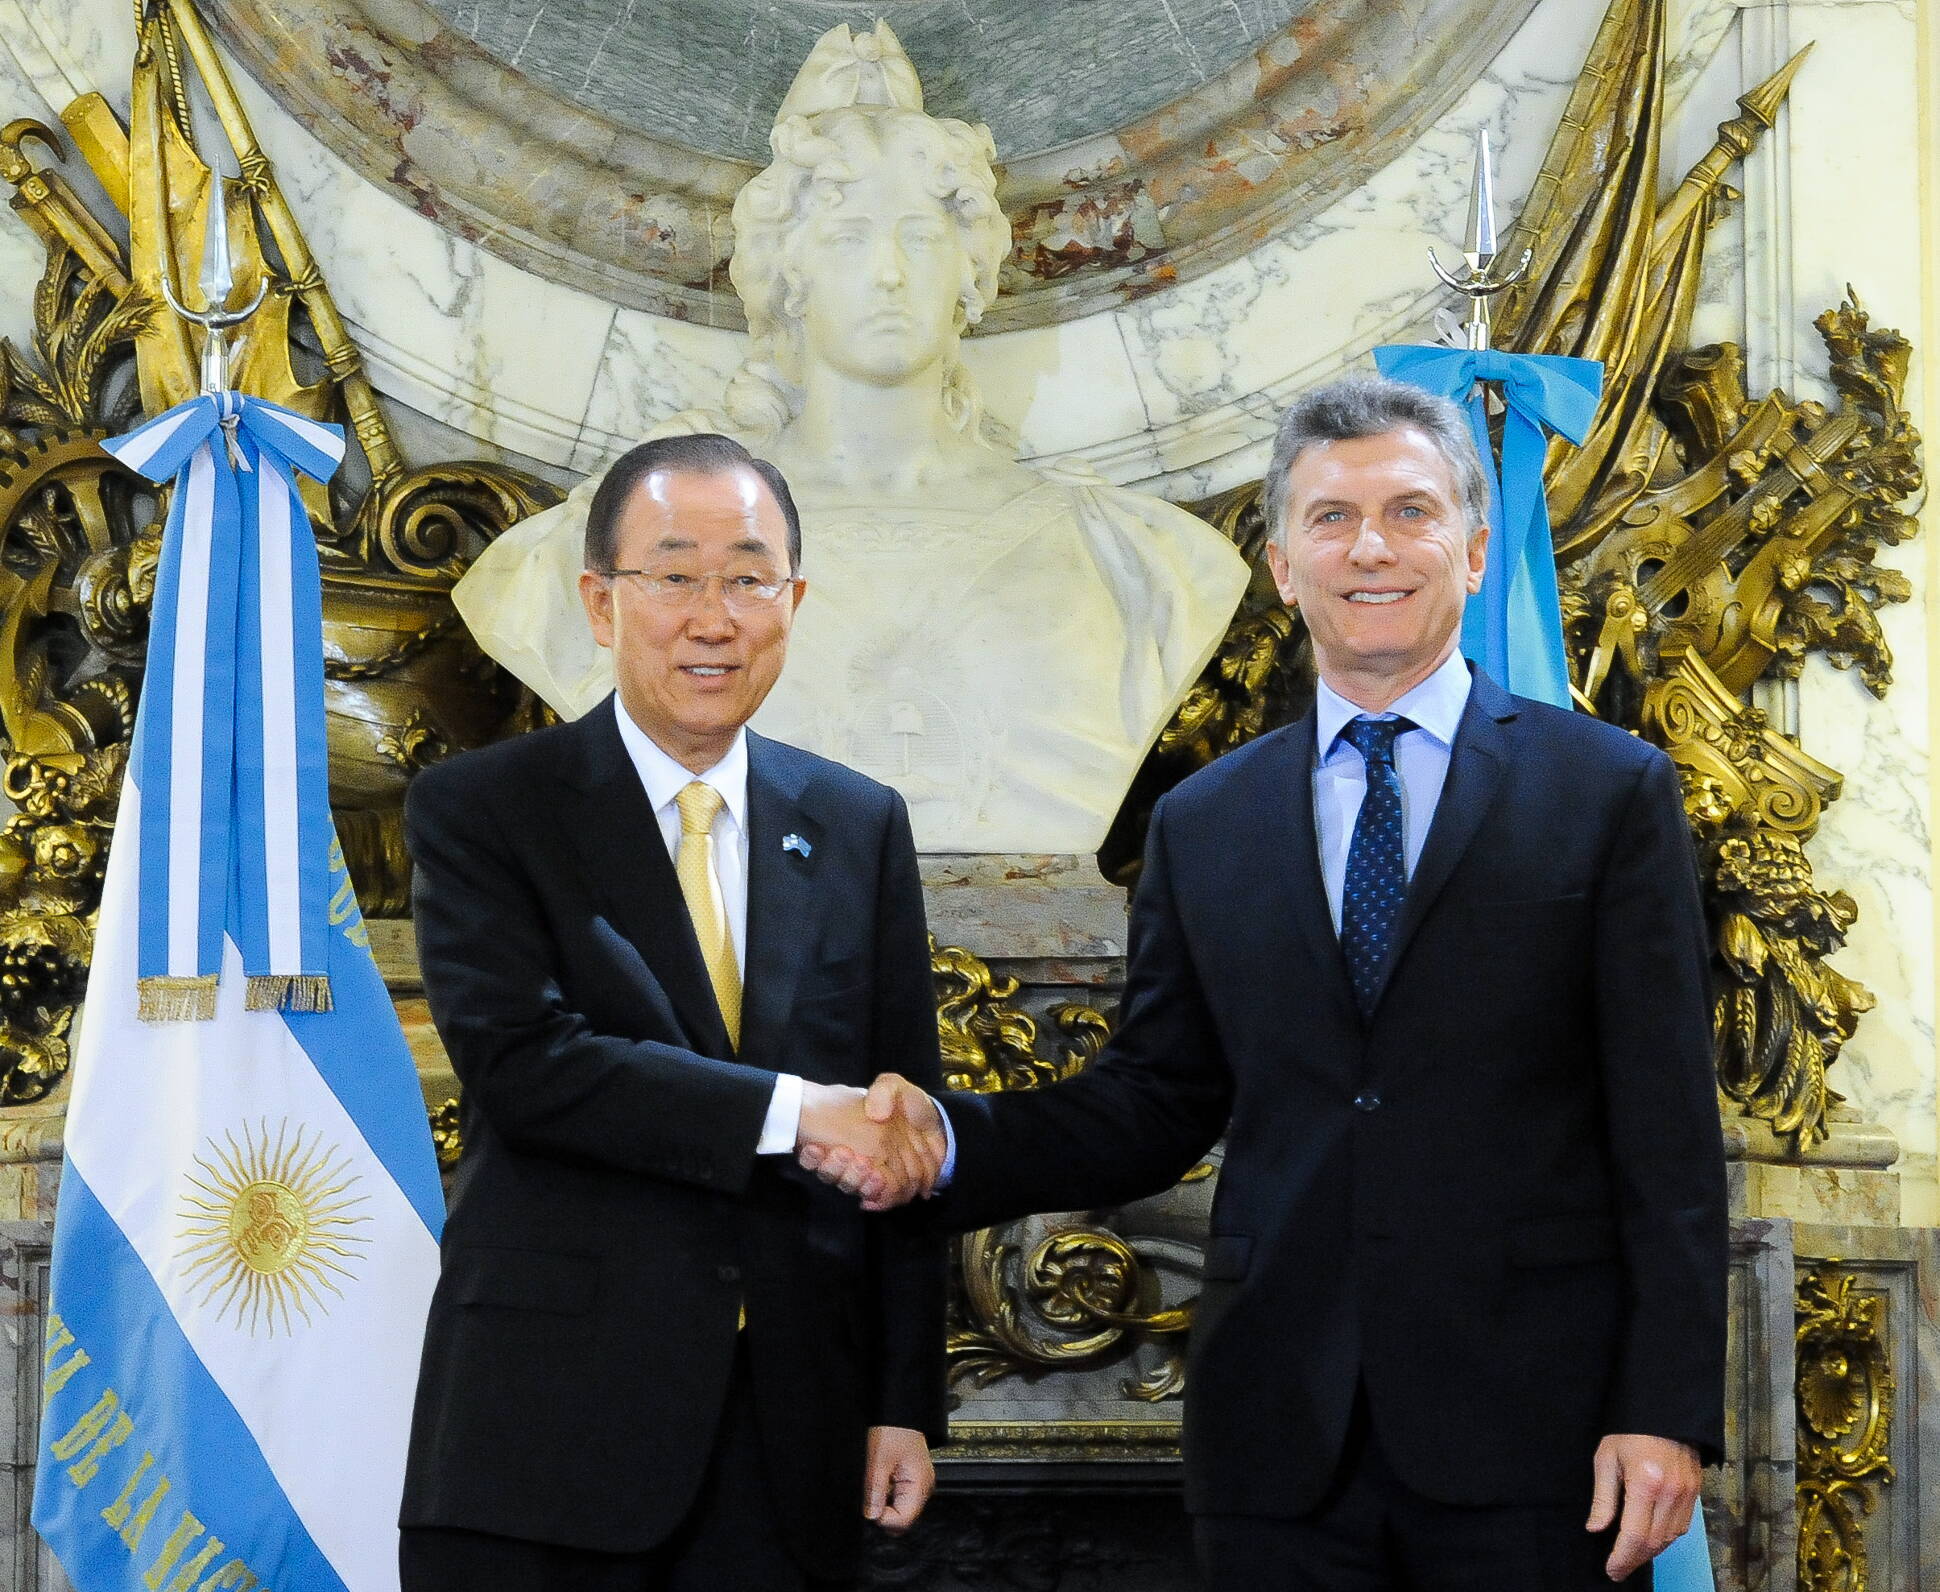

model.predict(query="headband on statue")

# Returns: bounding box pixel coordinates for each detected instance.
[774,21,925,122]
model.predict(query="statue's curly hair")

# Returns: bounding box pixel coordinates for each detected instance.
[715,106,1014,449]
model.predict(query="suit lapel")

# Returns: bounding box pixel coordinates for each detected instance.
[738,732,828,1073]
[1381,670,1516,994]
[559,700,734,1059]
[1264,714,1358,1023]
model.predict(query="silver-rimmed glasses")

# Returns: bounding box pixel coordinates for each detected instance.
[601,569,804,614]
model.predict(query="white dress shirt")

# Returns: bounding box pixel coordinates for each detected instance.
[612,702,803,1155]
[1312,648,1474,931]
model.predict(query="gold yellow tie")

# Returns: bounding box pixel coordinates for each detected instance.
[673,781,742,1050]
[675,782,746,1328]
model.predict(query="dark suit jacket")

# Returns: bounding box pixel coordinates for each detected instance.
[938,668,1727,1519]
[400,699,947,1574]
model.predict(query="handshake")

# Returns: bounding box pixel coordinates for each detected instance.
[794,1076,946,1210]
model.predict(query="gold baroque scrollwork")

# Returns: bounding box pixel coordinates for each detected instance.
[934,939,1202,1401]
[1795,1263,1894,1592]
[428,1096,463,1169]
[1574,296,1920,1150]
[933,936,1101,1095]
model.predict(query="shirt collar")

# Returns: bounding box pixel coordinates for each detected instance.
[611,697,749,832]
[1315,647,1474,762]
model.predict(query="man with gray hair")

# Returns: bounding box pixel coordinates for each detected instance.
[810,372,1727,1589]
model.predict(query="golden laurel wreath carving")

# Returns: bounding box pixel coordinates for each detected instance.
[1795,1263,1895,1592]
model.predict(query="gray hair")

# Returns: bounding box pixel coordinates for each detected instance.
[1263,373,1491,544]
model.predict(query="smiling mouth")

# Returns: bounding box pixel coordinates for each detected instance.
[1345,591,1412,605]
[680,664,737,678]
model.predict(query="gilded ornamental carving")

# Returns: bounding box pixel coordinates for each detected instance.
[1795,1263,1895,1592]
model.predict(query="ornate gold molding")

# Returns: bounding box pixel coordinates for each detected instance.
[935,939,1204,1401]
[1572,295,1918,1150]
[428,1096,462,1170]
[1796,1263,1894,1592]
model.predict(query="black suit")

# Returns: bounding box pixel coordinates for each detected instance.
[400,700,946,1583]
[937,670,1726,1575]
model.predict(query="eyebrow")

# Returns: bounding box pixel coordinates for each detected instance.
[650,535,778,558]
[1304,490,1441,515]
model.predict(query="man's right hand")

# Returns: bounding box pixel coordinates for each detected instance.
[798,1075,946,1210]
[796,1079,944,1208]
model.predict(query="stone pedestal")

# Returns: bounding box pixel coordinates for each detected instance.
[1725,1112,1904,1227]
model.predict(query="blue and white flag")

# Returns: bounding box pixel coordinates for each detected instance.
[1373,344,1602,709]
[107,394,343,1022]
[33,394,443,1592]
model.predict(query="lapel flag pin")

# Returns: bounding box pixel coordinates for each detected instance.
[782,833,812,859]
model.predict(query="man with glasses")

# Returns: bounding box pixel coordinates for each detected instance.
[399,433,947,1591]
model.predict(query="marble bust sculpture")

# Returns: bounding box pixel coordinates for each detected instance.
[455,20,1248,852]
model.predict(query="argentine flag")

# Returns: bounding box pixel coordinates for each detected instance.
[32,395,443,1592]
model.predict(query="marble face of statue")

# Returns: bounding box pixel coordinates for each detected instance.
[718,99,1013,491]
[795,156,962,389]
[454,22,1251,853]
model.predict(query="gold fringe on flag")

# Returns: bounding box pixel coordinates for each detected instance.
[244,974,335,1014]
[137,975,219,1023]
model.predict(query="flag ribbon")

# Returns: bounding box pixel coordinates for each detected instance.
[1372,345,1602,708]
[104,393,346,1020]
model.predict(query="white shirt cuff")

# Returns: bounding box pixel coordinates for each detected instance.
[757,1072,805,1155]
[934,1095,957,1187]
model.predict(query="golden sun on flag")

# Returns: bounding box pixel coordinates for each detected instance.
[177,1119,372,1335]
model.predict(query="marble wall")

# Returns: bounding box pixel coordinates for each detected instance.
[0,0,1934,1215]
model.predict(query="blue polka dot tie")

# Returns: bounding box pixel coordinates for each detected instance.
[1340,716,1415,1017]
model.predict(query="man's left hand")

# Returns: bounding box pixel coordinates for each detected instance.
[864,1425,935,1533]
[1587,1433,1701,1581]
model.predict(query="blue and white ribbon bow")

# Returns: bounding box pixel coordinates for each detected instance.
[1372,345,1602,709]
[105,393,346,1020]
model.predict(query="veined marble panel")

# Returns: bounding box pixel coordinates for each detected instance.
[1765,0,1936,1226]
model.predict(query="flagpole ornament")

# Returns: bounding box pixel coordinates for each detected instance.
[1376,123,1599,709]
[1426,128,1532,353]
[155,166,268,399]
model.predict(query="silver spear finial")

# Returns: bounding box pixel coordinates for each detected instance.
[159,167,268,397]
[198,158,237,309]
[1464,126,1499,264]
[1429,125,1532,351]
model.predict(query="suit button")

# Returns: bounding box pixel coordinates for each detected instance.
[1353,1092,1382,1112]
[716,1265,742,1284]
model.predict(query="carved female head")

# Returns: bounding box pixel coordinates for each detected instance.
[718,25,1012,444]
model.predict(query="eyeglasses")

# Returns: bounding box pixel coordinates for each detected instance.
[601,568,803,614]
